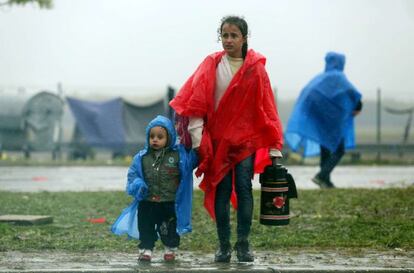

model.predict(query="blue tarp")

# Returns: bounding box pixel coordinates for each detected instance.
[66,96,170,153]
[285,52,362,157]
[67,97,126,148]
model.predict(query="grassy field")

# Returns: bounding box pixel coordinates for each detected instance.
[0,188,413,253]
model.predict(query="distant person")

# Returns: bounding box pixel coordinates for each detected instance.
[170,15,284,262]
[285,51,362,188]
[111,115,197,262]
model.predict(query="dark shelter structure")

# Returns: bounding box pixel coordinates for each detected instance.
[67,97,125,148]
[67,91,172,159]
[122,99,167,154]
[66,97,125,159]
[0,95,27,152]
[0,91,63,158]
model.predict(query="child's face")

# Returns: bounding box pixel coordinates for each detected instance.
[220,23,246,58]
[149,126,168,150]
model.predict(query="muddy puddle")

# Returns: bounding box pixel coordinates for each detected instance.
[1,249,413,271]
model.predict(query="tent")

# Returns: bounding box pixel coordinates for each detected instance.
[24,91,64,151]
[0,95,27,151]
[0,91,63,154]
[66,97,125,149]
[66,96,168,157]
[123,99,166,153]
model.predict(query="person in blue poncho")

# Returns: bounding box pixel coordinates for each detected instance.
[285,52,362,188]
[111,115,198,262]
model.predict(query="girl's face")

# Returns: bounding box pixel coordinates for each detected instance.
[149,126,168,150]
[220,23,246,58]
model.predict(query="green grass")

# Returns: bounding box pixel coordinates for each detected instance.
[0,188,413,253]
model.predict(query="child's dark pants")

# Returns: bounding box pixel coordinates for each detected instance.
[138,201,180,250]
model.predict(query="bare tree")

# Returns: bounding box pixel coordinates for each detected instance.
[0,0,52,9]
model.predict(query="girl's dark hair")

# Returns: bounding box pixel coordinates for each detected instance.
[218,15,249,59]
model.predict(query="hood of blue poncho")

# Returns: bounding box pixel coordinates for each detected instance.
[145,115,177,149]
[325,51,345,72]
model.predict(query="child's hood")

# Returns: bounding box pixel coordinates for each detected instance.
[145,115,177,149]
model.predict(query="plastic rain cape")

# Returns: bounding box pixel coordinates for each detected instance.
[111,115,197,239]
[285,52,362,157]
[170,50,284,219]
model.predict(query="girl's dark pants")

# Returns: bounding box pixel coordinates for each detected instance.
[214,155,254,246]
[138,201,180,250]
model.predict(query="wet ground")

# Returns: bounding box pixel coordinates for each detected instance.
[0,165,413,192]
[1,166,413,272]
[1,249,413,272]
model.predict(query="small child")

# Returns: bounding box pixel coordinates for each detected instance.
[111,115,197,262]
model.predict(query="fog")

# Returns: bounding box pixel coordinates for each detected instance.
[1,0,414,101]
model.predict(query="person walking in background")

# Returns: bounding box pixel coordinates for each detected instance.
[285,51,362,188]
[170,15,284,262]
[111,115,197,262]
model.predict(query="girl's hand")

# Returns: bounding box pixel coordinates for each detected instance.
[269,149,283,158]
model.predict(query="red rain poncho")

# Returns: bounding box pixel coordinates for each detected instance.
[170,49,283,219]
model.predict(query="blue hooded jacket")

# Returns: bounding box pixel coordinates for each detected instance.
[285,52,362,157]
[111,115,198,239]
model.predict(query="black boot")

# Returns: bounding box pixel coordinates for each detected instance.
[312,175,334,189]
[234,240,254,262]
[214,242,231,262]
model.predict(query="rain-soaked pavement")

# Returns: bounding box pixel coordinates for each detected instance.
[0,165,413,192]
[1,165,413,272]
[1,249,414,272]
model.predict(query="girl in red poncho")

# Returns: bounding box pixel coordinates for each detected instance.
[169,15,283,263]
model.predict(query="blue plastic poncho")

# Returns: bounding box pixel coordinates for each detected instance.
[285,52,362,157]
[111,115,198,239]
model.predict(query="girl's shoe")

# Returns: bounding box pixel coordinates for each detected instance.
[214,243,231,262]
[138,249,152,262]
[163,247,177,262]
[234,240,254,262]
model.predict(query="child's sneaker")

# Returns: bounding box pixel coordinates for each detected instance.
[138,249,152,262]
[163,247,176,262]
